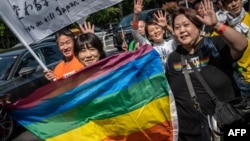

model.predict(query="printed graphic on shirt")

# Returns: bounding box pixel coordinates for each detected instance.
[173,56,210,72]
[173,63,182,71]
[63,70,76,78]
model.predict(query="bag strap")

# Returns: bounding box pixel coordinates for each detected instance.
[181,55,224,136]
[184,55,218,103]
[181,55,202,112]
[181,55,196,98]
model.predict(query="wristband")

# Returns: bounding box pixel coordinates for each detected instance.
[216,23,227,34]
[132,21,139,28]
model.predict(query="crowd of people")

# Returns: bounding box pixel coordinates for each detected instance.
[1,0,250,141]
[123,0,250,140]
[45,0,250,141]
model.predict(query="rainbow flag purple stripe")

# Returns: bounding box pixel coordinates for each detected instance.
[8,44,177,141]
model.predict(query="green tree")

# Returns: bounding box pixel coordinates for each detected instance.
[86,0,157,27]
[87,7,120,27]
[0,19,19,49]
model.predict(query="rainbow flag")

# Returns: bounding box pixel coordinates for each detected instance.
[8,44,178,141]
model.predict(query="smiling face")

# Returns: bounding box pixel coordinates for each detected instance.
[57,35,75,61]
[75,33,106,66]
[223,0,242,17]
[173,14,201,50]
[77,44,100,67]
[146,23,165,43]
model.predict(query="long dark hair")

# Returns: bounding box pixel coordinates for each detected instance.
[75,33,106,60]
[172,7,203,30]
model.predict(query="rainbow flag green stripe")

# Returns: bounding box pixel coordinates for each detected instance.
[26,73,169,139]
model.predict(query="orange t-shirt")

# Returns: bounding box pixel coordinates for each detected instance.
[54,56,84,79]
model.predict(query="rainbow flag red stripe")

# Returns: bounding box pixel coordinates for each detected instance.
[8,45,177,141]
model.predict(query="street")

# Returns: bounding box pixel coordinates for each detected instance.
[103,35,124,56]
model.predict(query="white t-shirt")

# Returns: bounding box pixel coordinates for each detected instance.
[153,38,177,69]
[132,29,177,69]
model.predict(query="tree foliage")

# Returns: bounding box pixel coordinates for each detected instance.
[0,19,19,48]
[87,6,120,27]
[86,0,158,27]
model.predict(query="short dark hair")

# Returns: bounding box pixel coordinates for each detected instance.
[172,7,203,30]
[55,27,75,44]
[220,0,233,6]
[75,33,106,60]
[144,19,167,40]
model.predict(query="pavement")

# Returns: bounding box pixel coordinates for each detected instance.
[103,36,123,56]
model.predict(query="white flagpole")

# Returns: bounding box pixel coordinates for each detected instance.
[185,0,189,8]
[0,13,48,71]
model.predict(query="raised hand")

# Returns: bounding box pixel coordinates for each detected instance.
[154,10,168,28]
[134,0,143,15]
[154,10,173,33]
[79,22,95,34]
[44,69,56,81]
[196,0,217,27]
[0,95,11,106]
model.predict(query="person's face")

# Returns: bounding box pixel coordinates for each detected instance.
[57,35,74,60]
[224,0,242,17]
[147,24,165,43]
[77,44,100,67]
[138,21,146,36]
[173,14,200,48]
[194,3,204,17]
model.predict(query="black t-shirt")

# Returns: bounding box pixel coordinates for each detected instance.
[166,36,238,134]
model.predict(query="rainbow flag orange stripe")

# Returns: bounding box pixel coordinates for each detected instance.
[8,45,177,141]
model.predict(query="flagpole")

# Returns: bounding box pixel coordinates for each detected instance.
[0,13,48,71]
[185,0,189,8]
[121,27,126,42]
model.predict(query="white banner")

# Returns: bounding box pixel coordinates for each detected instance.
[0,0,122,44]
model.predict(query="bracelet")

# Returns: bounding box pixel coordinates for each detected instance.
[216,23,227,34]
[132,21,139,28]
